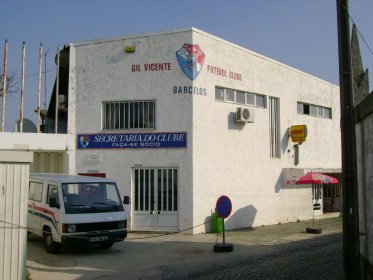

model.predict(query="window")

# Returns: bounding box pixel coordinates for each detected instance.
[323,184,340,199]
[256,95,265,108]
[297,102,332,119]
[215,87,225,101]
[103,100,155,130]
[62,182,123,214]
[313,184,322,200]
[236,91,245,104]
[297,103,303,114]
[29,182,43,202]
[310,105,317,116]
[47,185,60,207]
[323,107,331,118]
[225,89,235,102]
[215,87,266,108]
[246,93,255,105]
[269,97,280,158]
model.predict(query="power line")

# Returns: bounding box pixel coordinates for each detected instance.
[352,23,373,57]
[12,68,55,83]
[338,0,373,57]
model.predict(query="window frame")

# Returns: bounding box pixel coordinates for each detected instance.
[269,96,281,158]
[47,184,60,207]
[297,102,332,119]
[102,100,156,130]
[29,181,43,202]
[215,87,267,108]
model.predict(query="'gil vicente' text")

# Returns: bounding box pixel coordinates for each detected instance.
[132,63,172,72]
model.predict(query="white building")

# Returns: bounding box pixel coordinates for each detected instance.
[0,28,342,233]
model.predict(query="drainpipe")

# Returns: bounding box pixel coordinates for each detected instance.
[294,144,300,166]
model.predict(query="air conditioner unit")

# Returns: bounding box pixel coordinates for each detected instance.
[236,107,255,123]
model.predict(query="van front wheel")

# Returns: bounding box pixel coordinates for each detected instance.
[43,228,60,254]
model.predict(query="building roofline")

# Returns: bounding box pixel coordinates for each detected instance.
[66,27,339,88]
[67,27,197,47]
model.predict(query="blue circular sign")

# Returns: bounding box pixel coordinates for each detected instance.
[215,195,232,219]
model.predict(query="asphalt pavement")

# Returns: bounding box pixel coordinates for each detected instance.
[27,215,342,280]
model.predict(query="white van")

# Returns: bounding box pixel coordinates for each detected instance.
[28,173,129,253]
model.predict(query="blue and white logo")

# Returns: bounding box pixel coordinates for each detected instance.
[176,44,205,80]
[79,135,90,148]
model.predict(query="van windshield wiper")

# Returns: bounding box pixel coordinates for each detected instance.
[90,202,119,210]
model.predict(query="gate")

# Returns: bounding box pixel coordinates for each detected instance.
[132,168,178,231]
[355,92,373,278]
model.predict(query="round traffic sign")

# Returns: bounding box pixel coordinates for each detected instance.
[215,195,232,219]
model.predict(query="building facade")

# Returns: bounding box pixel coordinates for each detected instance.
[0,28,342,233]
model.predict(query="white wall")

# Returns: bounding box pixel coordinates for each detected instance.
[0,150,33,280]
[71,29,195,231]
[191,29,341,231]
[0,132,74,151]
[0,132,76,174]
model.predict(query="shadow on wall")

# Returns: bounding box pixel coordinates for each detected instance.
[281,128,290,154]
[274,169,302,193]
[274,169,285,193]
[227,112,245,131]
[276,168,310,193]
[204,215,211,232]
[224,204,257,230]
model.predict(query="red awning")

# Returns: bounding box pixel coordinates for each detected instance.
[287,172,338,185]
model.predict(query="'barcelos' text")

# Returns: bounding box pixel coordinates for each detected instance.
[173,86,207,96]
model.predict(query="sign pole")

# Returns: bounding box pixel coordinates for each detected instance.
[214,195,233,253]
[222,219,225,245]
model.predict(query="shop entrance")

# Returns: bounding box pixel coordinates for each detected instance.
[312,184,323,214]
[323,183,342,212]
[132,168,179,231]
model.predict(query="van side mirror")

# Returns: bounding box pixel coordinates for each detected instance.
[49,197,60,209]
[123,196,130,205]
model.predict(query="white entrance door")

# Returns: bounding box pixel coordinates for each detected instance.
[133,168,178,231]
[312,184,323,214]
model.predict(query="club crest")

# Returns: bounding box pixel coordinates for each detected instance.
[176,44,205,80]
[79,135,90,148]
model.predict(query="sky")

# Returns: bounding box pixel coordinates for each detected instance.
[1,0,372,131]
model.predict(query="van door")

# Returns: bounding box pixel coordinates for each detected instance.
[44,184,62,235]
[28,181,44,234]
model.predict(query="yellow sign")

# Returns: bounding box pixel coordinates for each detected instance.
[290,125,307,143]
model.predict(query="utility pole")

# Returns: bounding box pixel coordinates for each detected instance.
[55,47,60,134]
[336,0,360,279]
[1,39,8,132]
[36,43,42,133]
[19,41,26,133]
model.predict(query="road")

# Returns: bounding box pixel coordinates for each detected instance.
[27,218,342,280]
[153,233,342,280]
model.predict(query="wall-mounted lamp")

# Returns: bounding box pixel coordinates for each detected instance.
[288,125,307,143]
[124,46,135,53]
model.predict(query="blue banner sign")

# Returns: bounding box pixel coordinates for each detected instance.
[77,132,187,149]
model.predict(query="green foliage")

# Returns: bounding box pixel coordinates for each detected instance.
[0,69,18,96]
[26,268,32,280]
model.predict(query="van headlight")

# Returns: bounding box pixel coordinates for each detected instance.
[62,224,77,233]
[117,220,127,229]
[68,224,77,232]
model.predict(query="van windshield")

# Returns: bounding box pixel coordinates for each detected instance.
[62,182,124,214]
